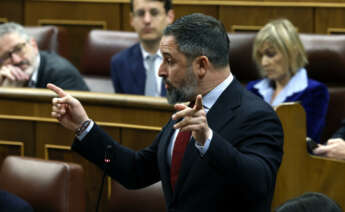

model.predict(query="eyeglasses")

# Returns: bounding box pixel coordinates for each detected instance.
[133,8,162,18]
[0,42,27,66]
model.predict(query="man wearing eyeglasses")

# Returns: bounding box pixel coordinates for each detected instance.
[0,22,89,91]
[110,0,174,96]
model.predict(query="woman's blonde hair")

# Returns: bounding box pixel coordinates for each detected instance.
[253,18,308,77]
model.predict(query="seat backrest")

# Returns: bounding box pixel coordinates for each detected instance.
[80,30,139,77]
[109,180,165,212]
[25,25,69,58]
[320,87,345,142]
[0,156,86,212]
[300,33,345,86]
[228,32,345,87]
[300,34,345,141]
[228,32,259,83]
[80,30,138,93]
[25,25,59,52]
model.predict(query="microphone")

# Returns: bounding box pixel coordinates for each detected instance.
[95,145,112,212]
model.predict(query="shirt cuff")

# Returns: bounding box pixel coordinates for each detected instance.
[76,120,94,141]
[194,129,213,156]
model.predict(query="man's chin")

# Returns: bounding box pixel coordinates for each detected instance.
[140,34,161,43]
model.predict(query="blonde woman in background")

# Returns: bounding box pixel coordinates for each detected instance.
[247,18,329,143]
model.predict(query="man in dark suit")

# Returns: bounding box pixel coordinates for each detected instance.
[48,13,284,211]
[110,0,174,96]
[0,22,89,91]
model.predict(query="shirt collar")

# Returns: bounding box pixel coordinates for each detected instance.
[29,53,40,86]
[140,43,162,60]
[202,72,234,111]
[254,68,308,106]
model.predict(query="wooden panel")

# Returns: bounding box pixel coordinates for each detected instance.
[272,103,345,209]
[39,20,106,69]
[173,5,219,20]
[231,25,263,33]
[0,18,8,24]
[45,144,110,212]
[121,4,132,31]
[121,128,160,150]
[0,141,24,165]
[219,6,314,33]
[25,1,120,29]
[0,118,35,157]
[0,0,24,24]
[36,121,74,158]
[0,88,173,127]
[121,4,219,31]
[328,28,345,34]
[315,8,345,34]
[25,0,121,69]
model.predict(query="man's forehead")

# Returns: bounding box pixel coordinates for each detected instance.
[0,32,25,51]
[133,0,165,9]
[160,35,178,52]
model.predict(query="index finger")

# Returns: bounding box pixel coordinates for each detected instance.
[47,83,67,98]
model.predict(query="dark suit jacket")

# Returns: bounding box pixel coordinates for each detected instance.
[72,79,283,212]
[36,51,89,91]
[110,43,166,96]
[0,190,34,212]
[247,78,329,143]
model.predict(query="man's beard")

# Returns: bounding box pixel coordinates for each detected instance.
[164,67,198,105]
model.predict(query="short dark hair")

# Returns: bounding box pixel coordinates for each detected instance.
[163,13,230,69]
[130,0,172,13]
[275,192,343,212]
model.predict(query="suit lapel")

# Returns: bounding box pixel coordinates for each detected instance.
[131,44,146,94]
[207,78,242,132]
[158,119,176,200]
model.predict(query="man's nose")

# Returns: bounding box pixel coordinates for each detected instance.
[158,64,167,77]
[10,53,22,64]
[143,12,152,23]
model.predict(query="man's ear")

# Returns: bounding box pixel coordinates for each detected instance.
[193,56,209,79]
[30,38,39,52]
[129,12,134,28]
[166,9,175,24]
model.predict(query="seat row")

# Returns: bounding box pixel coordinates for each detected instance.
[0,155,164,212]
[26,25,345,143]
[1,103,345,211]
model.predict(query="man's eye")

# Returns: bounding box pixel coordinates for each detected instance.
[135,10,145,17]
[150,9,160,17]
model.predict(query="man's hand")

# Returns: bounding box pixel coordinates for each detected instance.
[0,65,30,86]
[47,83,89,132]
[172,94,211,145]
[313,138,345,160]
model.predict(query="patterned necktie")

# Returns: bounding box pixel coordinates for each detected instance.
[145,55,158,96]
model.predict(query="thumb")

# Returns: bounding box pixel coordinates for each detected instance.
[47,83,67,98]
